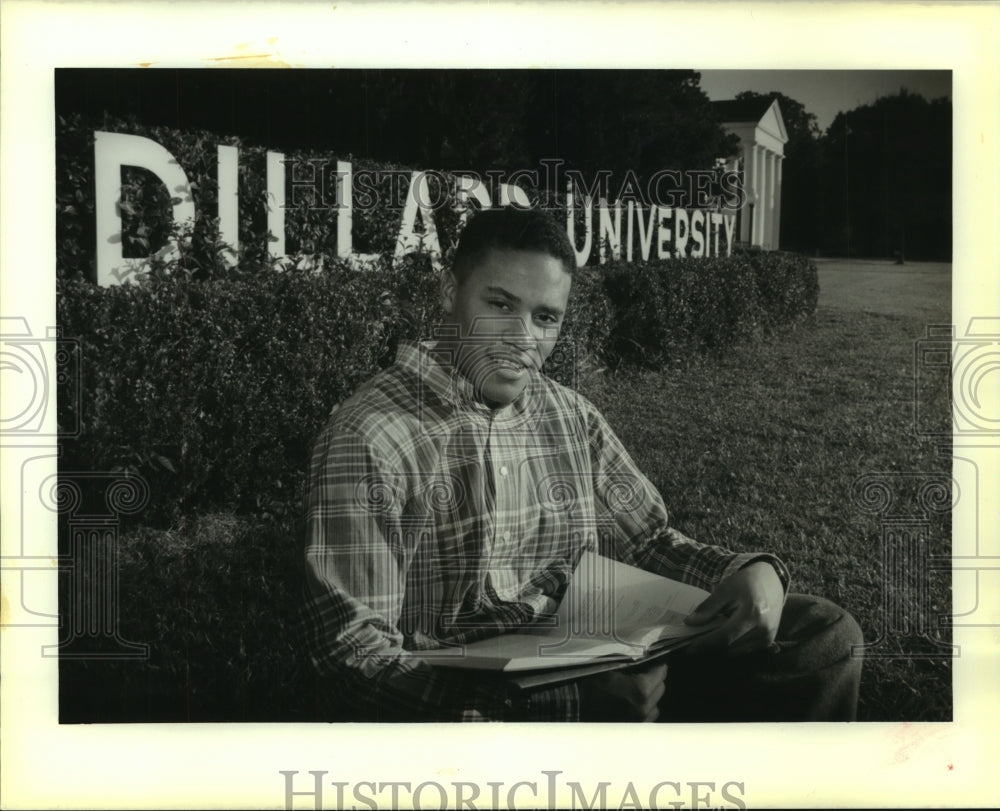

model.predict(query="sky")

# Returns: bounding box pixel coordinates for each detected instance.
[698,69,952,132]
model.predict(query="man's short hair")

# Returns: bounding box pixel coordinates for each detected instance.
[452,207,576,284]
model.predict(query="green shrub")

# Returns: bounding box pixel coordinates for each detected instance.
[58,263,396,524]
[59,513,310,722]
[58,250,817,524]
[601,252,817,368]
[751,250,820,329]
[543,264,616,386]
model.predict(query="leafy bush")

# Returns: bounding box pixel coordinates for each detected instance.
[58,250,817,524]
[601,252,817,368]
[750,250,820,329]
[59,513,310,722]
[58,263,395,524]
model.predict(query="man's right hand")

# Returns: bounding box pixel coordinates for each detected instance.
[578,662,668,722]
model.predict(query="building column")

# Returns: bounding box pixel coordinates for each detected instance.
[753,145,766,247]
[740,142,754,244]
[766,150,777,249]
[772,155,784,250]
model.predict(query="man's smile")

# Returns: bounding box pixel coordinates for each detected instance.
[485,348,536,376]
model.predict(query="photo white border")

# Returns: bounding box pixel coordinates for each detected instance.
[2,1,998,808]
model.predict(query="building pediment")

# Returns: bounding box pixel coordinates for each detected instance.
[756,100,789,147]
[711,97,789,156]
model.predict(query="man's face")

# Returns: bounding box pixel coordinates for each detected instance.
[441,247,572,408]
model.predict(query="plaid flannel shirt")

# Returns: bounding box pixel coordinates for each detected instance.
[300,341,787,721]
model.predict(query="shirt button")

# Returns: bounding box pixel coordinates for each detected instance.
[499,465,509,476]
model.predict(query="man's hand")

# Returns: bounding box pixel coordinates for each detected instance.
[683,562,785,656]
[578,662,668,722]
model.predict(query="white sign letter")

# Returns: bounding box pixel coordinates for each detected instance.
[566,183,593,268]
[94,131,196,286]
[266,151,286,264]
[598,199,622,264]
[723,213,736,256]
[674,208,690,258]
[455,174,492,228]
[657,207,673,260]
[394,171,443,271]
[690,210,706,258]
[217,145,239,268]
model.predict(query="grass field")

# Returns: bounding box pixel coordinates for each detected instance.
[62,258,954,723]
[814,258,952,317]
[584,259,953,721]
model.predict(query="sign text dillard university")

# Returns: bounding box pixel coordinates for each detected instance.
[94,131,744,287]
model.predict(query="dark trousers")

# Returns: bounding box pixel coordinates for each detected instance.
[658,594,864,722]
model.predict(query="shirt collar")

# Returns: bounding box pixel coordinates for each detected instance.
[395,340,541,425]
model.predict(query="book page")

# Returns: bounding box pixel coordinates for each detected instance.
[424,552,715,670]
[554,551,711,643]
[421,632,636,671]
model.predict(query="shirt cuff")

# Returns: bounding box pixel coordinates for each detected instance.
[508,681,581,722]
[721,552,791,596]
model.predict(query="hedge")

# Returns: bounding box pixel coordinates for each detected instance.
[57,513,310,722]
[57,251,817,526]
[603,251,818,368]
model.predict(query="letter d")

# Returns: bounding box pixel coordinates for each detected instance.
[94,131,196,286]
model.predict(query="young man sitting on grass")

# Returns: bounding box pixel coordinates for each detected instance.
[300,207,863,722]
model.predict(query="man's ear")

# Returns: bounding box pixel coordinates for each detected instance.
[440,268,457,315]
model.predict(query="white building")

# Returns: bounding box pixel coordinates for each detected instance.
[711,98,789,251]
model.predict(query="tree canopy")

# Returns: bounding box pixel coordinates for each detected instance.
[55,70,951,259]
[56,68,735,186]
[819,89,951,260]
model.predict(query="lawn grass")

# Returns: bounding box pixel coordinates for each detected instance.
[583,302,952,721]
[61,262,954,723]
[814,258,951,319]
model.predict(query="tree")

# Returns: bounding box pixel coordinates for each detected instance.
[819,90,951,260]
[353,70,737,203]
[530,70,736,186]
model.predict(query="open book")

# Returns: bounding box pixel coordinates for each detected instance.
[422,551,717,681]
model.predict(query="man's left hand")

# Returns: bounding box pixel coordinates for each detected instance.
[683,561,785,656]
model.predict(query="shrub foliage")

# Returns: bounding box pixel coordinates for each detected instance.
[58,251,817,524]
